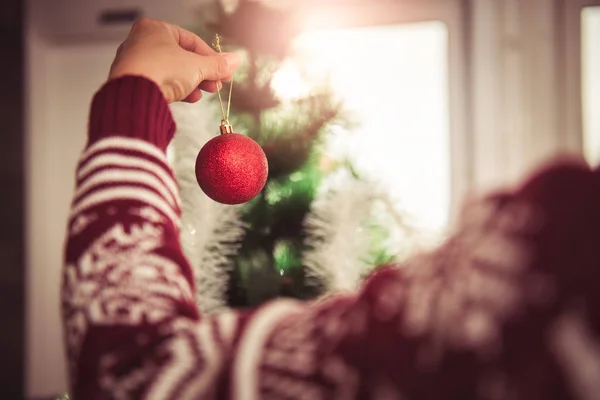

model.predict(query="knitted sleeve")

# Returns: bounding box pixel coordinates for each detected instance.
[62,76,600,399]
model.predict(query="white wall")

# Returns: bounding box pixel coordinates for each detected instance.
[25,25,122,398]
[469,0,572,192]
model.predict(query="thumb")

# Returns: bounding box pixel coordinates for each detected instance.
[197,53,241,81]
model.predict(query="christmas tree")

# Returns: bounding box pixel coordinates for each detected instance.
[170,0,413,313]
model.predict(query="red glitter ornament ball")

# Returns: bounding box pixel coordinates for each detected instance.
[195,133,268,205]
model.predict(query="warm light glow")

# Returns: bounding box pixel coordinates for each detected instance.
[583,7,600,166]
[272,21,451,235]
[300,7,345,32]
[270,64,308,101]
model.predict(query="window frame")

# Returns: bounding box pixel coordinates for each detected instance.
[296,0,470,226]
[561,0,600,155]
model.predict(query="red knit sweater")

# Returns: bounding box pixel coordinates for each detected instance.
[62,76,600,399]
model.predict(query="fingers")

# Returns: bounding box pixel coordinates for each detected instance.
[197,53,241,81]
[183,81,221,103]
[184,89,203,103]
[131,18,216,56]
[121,18,242,103]
[199,80,221,93]
[167,23,216,56]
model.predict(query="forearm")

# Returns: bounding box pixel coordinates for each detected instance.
[62,76,198,395]
[87,76,176,151]
[61,77,299,398]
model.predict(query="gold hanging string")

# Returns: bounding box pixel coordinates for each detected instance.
[212,34,234,134]
[227,75,233,121]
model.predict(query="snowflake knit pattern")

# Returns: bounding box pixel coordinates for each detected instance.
[62,76,600,399]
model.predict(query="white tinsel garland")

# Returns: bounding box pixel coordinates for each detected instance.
[303,171,415,294]
[169,101,246,314]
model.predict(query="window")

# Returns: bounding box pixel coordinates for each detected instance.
[582,6,600,165]
[272,21,451,236]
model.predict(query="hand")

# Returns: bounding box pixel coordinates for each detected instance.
[109,18,241,103]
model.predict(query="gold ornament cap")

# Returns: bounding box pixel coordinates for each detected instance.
[220,120,233,135]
